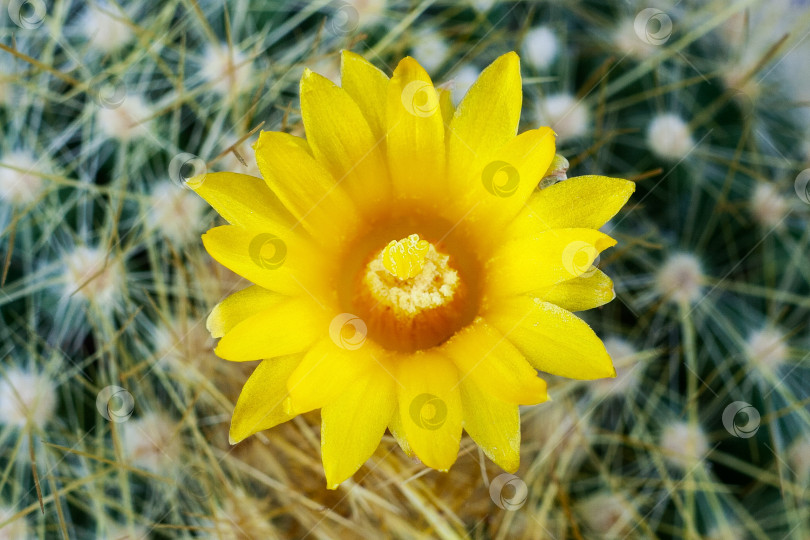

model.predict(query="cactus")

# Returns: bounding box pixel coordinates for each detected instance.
[1,0,808,538]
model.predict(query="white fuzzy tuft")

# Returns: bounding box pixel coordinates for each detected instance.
[121,412,180,473]
[646,113,694,160]
[0,369,57,428]
[523,26,558,70]
[660,420,709,470]
[655,253,704,305]
[0,504,31,540]
[0,150,45,205]
[745,327,788,372]
[613,18,656,59]
[750,183,789,228]
[82,5,133,53]
[411,30,450,73]
[153,317,215,378]
[96,94,152,141]
[147,182,206,245]
[469,0,495,12]
[201,44,253,96]
[63,246,124,305]
[722,70,761,104]
[578,492,634,537]
[787,436,810,484]
[526,403,592,469]
[536,93,589,141]
[349,0,387,25]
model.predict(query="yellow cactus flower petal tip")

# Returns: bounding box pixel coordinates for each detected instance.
[191,51,634,489]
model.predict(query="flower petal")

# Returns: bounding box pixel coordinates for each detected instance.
[285,338,382,414]
[189,172,295,231]
[340,50,389,143]
[533,269,616,312]
[201,225,323,296]
[459,378,520,473]
[440,318,548,405]
[386,57,446,202]
[229,354,301,444]
[254,131,360,238]
[485,228,616,297]
[321,365,395,489]
[214,297,326,361]
[486,296,615,380]
[396,351,462,471]
[438,87,454,128]
[207,285,282,339]
[509,176,635,236]
[462,127,556,237]
[446,53,521,199]
[388,403,414,458]
[300,69,390,210]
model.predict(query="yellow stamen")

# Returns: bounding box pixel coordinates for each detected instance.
[355,233,467,351]
[382,233,430,280]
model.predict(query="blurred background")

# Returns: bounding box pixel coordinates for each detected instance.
[1,0,809,538]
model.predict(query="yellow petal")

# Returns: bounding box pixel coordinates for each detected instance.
[446,53,521,199]
[207,285,282,339]
[440,318,548,405]
[340,50,389,143]
[438,87,454,128]
[509,175,635,236]
[300,69,390,210]
[462,127,556,236]
[285,337,381,414]
[188,172,295,231]
[388,403,414,458]
[229,354,301,444]
[214,297,326,361]
[533,269,616,312]
[254,131,359,239]
[396,351,462,471]
[486,296,615,380]
[201,225,323,296]
[386,57,446,202]
[321,365,395,489]
[485,228,616,297]
[459,378,520,472]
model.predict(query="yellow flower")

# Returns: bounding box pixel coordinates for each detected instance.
[191,51,634,489]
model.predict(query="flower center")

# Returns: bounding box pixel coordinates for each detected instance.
[354,233,467,351]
